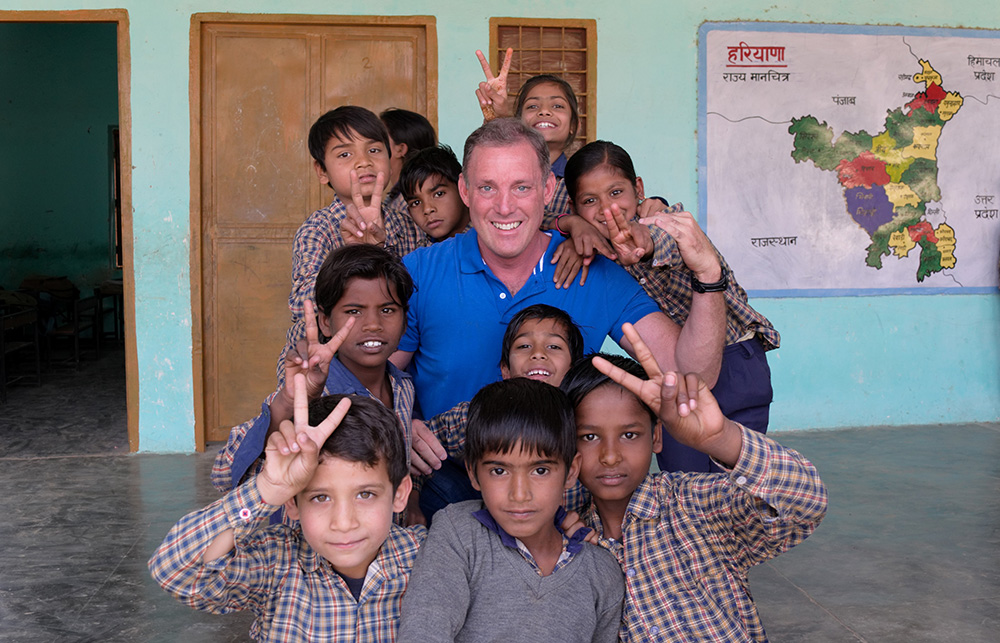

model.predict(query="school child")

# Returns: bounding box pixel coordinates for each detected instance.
[411,304,586,519]
[379,107,436,195]
[214,244,416,495]
[280,106,429,385]
[397,378,624,643]
[563,139,781,473]
[151,379,425,642]
[560,324,827,642]
[397,145,471,241]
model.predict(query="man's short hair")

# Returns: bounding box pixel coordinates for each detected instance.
[308,106,391,170]
[399,144,462,201]
[560,353,657,425]
[465,378,576,471]
[462,117,551,181]
[309,394,408,489]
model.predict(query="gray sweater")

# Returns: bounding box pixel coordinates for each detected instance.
[398,500,624,643]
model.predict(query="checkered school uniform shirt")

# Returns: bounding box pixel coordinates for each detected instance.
[280,193,429,384]
[542,177,572,230]
[581,426,827,642]
[627,208,780,350]
[150,478,426,642]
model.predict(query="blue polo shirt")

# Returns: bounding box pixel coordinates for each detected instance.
[400,229,660,417]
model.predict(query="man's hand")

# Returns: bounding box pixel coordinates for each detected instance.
[410,419,447,476]
[592,323,742,465]
[342,170,387,247]
[476,48,514,120]
[604,204,654,267]
[639,205,722,283]
[258,373,352,506]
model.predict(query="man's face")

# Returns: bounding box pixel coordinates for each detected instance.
[285,455,410,579]
[459,141,556,263]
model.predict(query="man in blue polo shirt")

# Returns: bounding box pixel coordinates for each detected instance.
[391,118,726,515]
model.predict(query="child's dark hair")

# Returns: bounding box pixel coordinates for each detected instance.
[379,108,436,165]
[314,245,414,318]
[564,140,638,203]
[398,144,462,201]
[466,378,577,473]
[309,106,391,170]
[309,394,408,489]
[514,74,580,151]
[560,353,657,425]
[499,304,584,370]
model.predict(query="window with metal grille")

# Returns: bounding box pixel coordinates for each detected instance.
[489,17,596,149]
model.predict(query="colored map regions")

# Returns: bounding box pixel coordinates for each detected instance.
[788,60,962,282]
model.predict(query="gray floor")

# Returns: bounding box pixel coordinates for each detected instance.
[1,348,998,642]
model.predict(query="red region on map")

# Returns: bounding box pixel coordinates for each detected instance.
[906,83,946,114]
[907,221,938,243]
[835,151,891,189]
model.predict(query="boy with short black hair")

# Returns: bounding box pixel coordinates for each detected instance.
[151,381,425,641]
[280,106,429,385]
[398,144,471,241]
[379,107,436,191]
[214,244,416,495]
[397,378,624,642]
[561,324,828,642]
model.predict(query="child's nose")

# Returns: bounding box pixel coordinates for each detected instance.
[509,473,531,502]
[599,443,622,466]
[328,502,359,531]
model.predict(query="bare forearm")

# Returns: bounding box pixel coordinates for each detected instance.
[674,289,726,388]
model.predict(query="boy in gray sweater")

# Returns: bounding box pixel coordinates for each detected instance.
[397,378,624,642]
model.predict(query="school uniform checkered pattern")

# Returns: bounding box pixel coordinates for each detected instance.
[149,478,427,642]
[581,426,827,642]
[630,218,780,350]
[542,177,572,230]
[280,193,429,385]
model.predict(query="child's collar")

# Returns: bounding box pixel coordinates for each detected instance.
[471,504,589,555]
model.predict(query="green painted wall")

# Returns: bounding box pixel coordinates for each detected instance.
[2,1,996,452]
[0,21,119,291]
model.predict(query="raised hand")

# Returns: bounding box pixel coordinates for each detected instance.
[283,300,354,403]
[475,47,514,120]
[638,204,721,282]
[410,419,447,476]
[342,170,387,246]
[604,204,653,266]
[258,373,352,506]
[592,323,741,464]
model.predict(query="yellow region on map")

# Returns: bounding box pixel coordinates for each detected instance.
[883,182,921,208]
[871,132,904,164]
[888,229,916,257]
[935,223,957,268]
[902,126,941,160]
[886,157,915,182]
[938,92,963,121]
[912,60,942,87]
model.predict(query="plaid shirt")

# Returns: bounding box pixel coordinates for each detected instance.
[150,477,426,642]
[628,214,780,350]
[581,426,827,642]
[280,193,429,385]
[213,358,415,493]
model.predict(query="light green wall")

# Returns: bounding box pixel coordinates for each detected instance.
[0,21,119,291]
[3,1,996,451]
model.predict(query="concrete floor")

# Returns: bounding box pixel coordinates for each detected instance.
[1,348,998,642]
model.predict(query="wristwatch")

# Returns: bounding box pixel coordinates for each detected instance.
[690,265,728,293]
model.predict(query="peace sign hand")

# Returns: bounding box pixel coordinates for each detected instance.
[258,373,352,506]
[475,47,514,120]
[342,170,387,247]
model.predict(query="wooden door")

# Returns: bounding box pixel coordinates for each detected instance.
[193,15,437,445]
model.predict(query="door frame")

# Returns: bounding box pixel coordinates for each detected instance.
[189,13,438,450]
[0,9,137,451]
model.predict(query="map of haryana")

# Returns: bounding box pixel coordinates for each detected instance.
[789,60,961,282]
[701,24,1000,295]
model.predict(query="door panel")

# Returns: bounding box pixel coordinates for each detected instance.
[196,16,436,443]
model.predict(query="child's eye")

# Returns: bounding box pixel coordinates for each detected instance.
[579,197,596,206]
[407,199,421,210]
[433,190,446,198]
[623,431,639,440]
[545,343,563,351]
[357,490,375,500]
[310,494,330,503]
[381,306,398,315]
[489,467,507,476]
[369,146,384,154]
[610,189,624,198]
[337,152,351,159]
[578,433,597,442]
[533,467,550,476]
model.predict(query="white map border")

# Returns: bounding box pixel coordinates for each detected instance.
[698,21,1000,297]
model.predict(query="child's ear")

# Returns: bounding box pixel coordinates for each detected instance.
[284,497,301,521]
[651,420,664,454]
[314,160,330,185]
[500,363,511,379]
[466,463,482,491]
[635,176,646,202]
[392,141,408,160]
[317,311,334,337]
[564,453,582,490]
[392,475,413,514]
